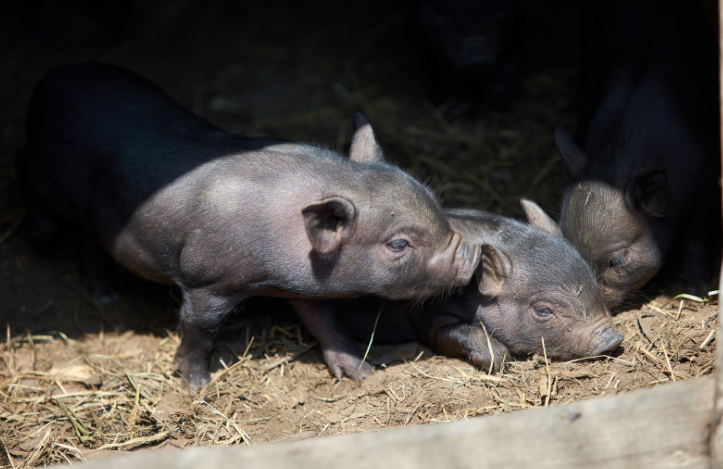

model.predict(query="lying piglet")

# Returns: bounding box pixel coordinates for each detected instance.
[19,63,480,389]
[337,200,623,371]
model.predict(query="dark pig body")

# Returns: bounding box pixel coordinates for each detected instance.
[337,202,623,370]
[20,63,480,388]
[556,0,721,308]
[418,0,520,114]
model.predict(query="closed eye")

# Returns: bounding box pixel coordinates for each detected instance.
[610,252,626,268]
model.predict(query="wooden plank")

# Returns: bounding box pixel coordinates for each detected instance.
[81,377,713,469]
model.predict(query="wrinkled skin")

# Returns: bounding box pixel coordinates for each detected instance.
[19,63,481,389]
[418,0,520,114]
[335,201,623,372]
[557,1,721,308]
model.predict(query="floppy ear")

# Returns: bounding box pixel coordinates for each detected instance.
[302,197,357,254]
[555,127,588,180]
[349,113,383,163]
[477,244,512,298]
[624,168,673,218]
[520,199,563,237]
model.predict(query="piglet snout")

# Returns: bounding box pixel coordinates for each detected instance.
[590,323,624,356]
[456,41,497,74]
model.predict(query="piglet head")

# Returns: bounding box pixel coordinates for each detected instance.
[555,128,671,308]
[302,113,480,301]
[475,200,623,360]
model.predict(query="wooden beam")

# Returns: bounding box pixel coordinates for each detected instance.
[710,1,723,467]
[80,377,713,469]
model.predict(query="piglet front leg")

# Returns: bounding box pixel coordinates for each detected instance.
[682,189,720,297]
[289,299,373,381]
[418,304,510,372]
[81,235,120,305]
[431,323,510,372]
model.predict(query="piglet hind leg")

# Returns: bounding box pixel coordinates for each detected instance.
[289,299,372,382]
[24,190,63,247]
[421,308,510,372]
[174,289,238,391]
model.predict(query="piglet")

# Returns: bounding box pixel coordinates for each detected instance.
[556,0,721,308]
[337,201,623,371]
[19,63,481,389]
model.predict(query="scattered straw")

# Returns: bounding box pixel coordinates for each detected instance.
[541,337,552,407]
[198,401,251,445]
[661,343,675,382]
[700,330,716,349]
[481,321,495,375]
[359,305,384,376]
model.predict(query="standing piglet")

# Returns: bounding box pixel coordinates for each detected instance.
[19,63,480,389]
[418,0,521,115]
[338,201,623,371]
[555,0,721,308]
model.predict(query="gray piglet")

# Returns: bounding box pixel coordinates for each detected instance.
[20,63,481,389]
[337,200,623,371]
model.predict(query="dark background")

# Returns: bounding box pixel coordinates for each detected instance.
[1,0,587,336]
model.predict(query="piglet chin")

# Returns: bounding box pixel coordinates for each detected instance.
[407,238,481,301]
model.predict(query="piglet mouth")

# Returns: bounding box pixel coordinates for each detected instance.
[590,323,624,356]
[599,278,652,309]
[427,232,482,291]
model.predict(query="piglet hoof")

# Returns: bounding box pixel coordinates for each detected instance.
[175,371,210,392]
[468,350,507,374]
[324,349,373,382]
[174,355,211,392]
[684,279,712,300]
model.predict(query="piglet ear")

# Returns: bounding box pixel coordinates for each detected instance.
[349,113,383,163]
[520,199,563,237]
[477,244,512,298]
[624,168,673,218]
[555,128,588,180]
[302,197,356,254]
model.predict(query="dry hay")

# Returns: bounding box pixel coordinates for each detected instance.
[0,292,718,467]
[189,34,575,218]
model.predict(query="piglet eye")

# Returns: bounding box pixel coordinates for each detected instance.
[387,240,409,252]
[610,252,626,268]
[535,306,552,317]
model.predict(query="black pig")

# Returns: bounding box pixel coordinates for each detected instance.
[418,0,520,115]
[337,201,623,371]
[555,0,721,308]
[19,63,481,389]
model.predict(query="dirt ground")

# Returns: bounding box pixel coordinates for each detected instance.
[0,0,719,467]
